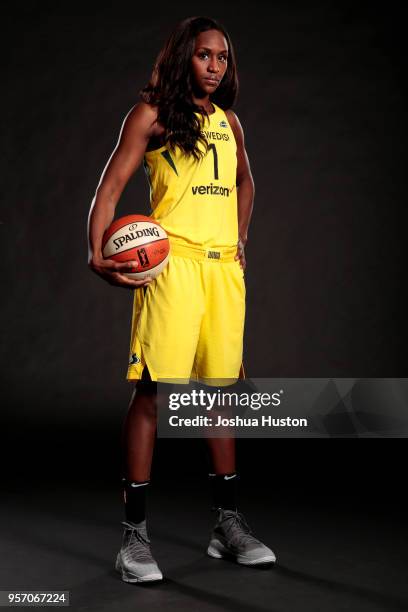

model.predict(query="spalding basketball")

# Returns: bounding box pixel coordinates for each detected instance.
[102,214,170,280]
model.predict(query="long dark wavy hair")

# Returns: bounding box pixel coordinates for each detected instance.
[140,16,239,160]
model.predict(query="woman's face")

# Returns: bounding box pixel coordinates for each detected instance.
[191,29,229,96]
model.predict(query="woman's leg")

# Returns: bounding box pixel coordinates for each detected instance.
[204,436,236,474]
[116,374,163,582]
[120,367,158,525]
[122,379,158,482]
[204,422,238,511]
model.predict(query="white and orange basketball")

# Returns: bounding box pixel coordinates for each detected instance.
[102,214,170,280]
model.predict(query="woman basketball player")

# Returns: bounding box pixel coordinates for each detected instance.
[88,16,276,583]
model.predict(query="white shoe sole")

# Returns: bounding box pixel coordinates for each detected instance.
[207,540,276,565]
[115,554,163,583]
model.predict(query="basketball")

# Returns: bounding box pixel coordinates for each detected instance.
[102,214,170,280]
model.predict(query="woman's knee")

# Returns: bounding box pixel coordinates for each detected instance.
[129,382,158,418]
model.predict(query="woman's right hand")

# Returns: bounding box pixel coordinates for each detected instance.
[89,256,152,289]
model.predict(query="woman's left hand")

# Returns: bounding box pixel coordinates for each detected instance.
[235,236,246,270]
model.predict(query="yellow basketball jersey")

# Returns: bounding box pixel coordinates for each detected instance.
[143,103,238,249]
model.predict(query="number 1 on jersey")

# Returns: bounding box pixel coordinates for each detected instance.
[208,143,219,180]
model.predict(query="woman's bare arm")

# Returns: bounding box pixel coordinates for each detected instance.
[87,102,160,288]
[226,110,255,271]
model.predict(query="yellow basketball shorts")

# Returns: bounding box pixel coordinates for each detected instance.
[126,242,246,386]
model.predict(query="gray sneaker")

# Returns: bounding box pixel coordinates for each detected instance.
[207,509,276,566]
[115,520,163,583]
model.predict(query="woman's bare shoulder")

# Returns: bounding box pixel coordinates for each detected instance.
[122,101,162,137]
[225,109,241,128]
[225,109,244,142]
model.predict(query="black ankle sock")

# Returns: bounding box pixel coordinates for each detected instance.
[122,478,150,524]
[208,472,238,511]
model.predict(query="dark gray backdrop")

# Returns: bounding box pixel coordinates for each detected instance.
[1,2,407,492]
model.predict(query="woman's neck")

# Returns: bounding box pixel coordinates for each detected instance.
[192,94,214,115]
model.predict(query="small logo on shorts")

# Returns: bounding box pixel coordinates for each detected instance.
[207,250,220,259]
[219,120,228,128]
[129,353,141,365]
